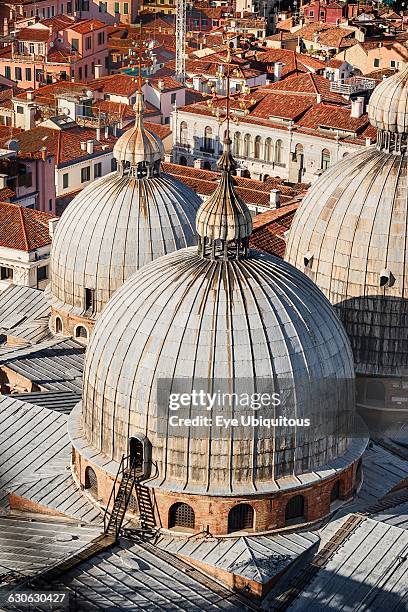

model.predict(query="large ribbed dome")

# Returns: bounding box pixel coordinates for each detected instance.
[80,247,356,494]
[368,63,408,134]
[48,93,201,322]
[285,65,408,377]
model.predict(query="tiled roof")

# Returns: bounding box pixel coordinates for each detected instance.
[68,18,106,33]
[298,102,370,133]
[89,74,138,96]
[149,75,184,92]
[145,121,172,140]
[14,80,90,104]
[255,49,326,78]
[260,72,347,104]
[250,200,301,258]
[0,201,52,251]
[94,99,160,119]
[16,28,50,42]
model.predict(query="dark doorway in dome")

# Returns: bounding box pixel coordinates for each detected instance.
[330,480,340,503]
[85,466,98,498]
[169,502,195,530]
[228,504,254,533]
[129,437,144,471]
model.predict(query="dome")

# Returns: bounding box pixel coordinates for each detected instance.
[79,137,357,496]
[285,65,408,377]
[48,92,201,324]
[368,63,408,135]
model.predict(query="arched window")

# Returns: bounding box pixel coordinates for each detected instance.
[203,126,213,153]
[330,480,340,503]
[321,149,331,170]
[275,139,283,164]
[294,143,303,160]
[55,316,63,334]
[285,495,305,523]
[228,504,254,533]
[179,156,187,166]
[84,466,98,498]
[244,133,251,158]
[75,325,88,341]
[233,131,242,156]
[254,135,262,159]
[366,380,385,406]
[264,137,272,162]
[343,151,349,158]
[169,502,195,529]
[179,121,188,145]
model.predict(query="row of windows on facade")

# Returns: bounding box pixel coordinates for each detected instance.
[62,159,116,189]
[24,1,131,18]
[179,124,331,169]
[0,265,47,283]
[6,57,107,84]
[83,465,343,532]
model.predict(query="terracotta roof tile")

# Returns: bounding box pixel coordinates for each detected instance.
[250,200,300,258]
[0,201,53,251]
[89,74,138,97]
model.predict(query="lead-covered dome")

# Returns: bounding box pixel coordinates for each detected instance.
[48,92,200,325]
[285,64,408,377]
[78,136,358,496]
[368,63,408,135]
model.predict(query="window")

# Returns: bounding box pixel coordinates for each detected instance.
[233,132,241,156]
[275,139,283,164]
[15,67,22,81]
[321,148,331,170]
[254,135,262,159]
[171,92,177,105]
[373,58,380,68]
[114,1,120,12]
[390,60,399,69]
[98,31,105,45]
[25,67,32,81]
[16,106,24,114]
[18,42,25,54]
[71,38,79,52]
[78,67,82,80]
[124,2,129,13]
[169,503,195,529]
[244,133,251,157]
[67,0,72,12]
[0,267,13,280]
[84,64,88,79]
[99,1,107,11]
[309,9,314,16]
[29,43,35,54]
[85,37,92,51]
[203,126,213,152]
[129,437,144,470]
[94,162,102,178]
[111,157,117,172]
[285,495,305,524]
[4,66,11,80]
[63,173,69,189]
[179,121,188,145]
[75,325,88,340]
[84,466,98,497]
[330,480,340,503]
[264,137,272,162]
[48,199,53,211]
[81,166,91,182]
[85,288,95,312]
[55,316,63,334]
[37,266,48,282]
[228,504,254,533]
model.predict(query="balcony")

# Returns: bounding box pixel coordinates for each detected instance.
[330,77,376,95]
[76,114,110,128]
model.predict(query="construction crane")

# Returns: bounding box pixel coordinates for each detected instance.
[175,0,187,84]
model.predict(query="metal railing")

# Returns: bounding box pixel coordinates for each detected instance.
[330,77,376,95]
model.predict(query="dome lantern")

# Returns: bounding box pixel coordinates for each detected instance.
[368,63,408,154]
[196,134,253,260]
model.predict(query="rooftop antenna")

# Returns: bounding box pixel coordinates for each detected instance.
[175,0,187,83]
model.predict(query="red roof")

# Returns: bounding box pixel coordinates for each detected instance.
[250,201,301,258]
[89,74,138,97]
[0,201,53,252]
[16,28,50,42]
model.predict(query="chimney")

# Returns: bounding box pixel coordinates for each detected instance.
[0,174,8,189]
[94,64,102,79]
[316,93,322,103]
[105,125,109,138]
[48,217,59,240]
[351,96,364,118]
[194,158,203,169]
[86,140,94,154]
[270,189,281,208]
[3,18,9,37]
[274,62,283,81]
[157,79,164,90]
[365,137,372,146]
[40,146,47,161]
[26,89,34,101]
[80,141,87,151]
[96,127,101,141]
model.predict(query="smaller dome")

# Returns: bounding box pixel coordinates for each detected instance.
[368,63,408,134]
[113,91,163,166]
[196,136,253,259]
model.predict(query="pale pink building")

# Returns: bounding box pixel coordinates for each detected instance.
[0,16,109,89]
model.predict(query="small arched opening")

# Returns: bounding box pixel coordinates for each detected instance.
[233,131,242,156]
[275,139,283,164]
[179,121,188,145]
[129,437,144,471]
[330,480,341,504]
[75,325,88,342]
[321,148,331,170]
[285,495,305,525]
[168,502,195,530]
[264,137,272,162]
[228,504,254,533]
[254,135,262,159]
[55,316,63,335]
[84,466,98,498]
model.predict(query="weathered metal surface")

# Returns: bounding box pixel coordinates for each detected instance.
[0,284,50,344]
[80,246,359,494]
[13,390,82,414]
[368,64,408,134]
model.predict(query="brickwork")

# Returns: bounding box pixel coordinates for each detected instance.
[50,306,95,343]
[73,448,360,536]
